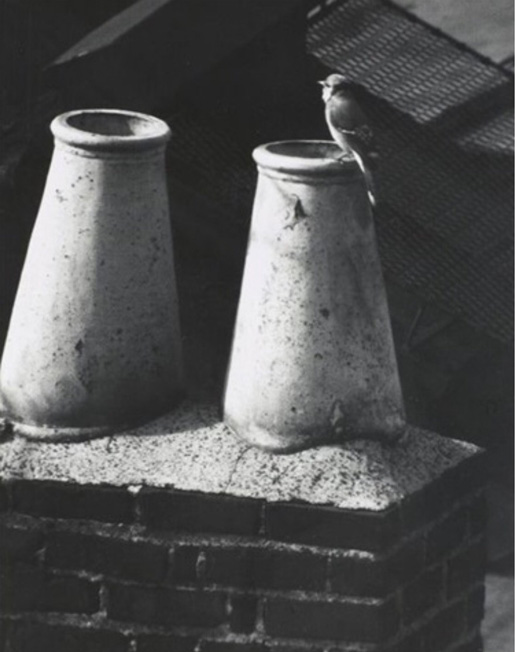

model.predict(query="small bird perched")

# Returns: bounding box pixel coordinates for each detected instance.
[319,73,377,207]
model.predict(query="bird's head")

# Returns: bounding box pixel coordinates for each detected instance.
[318,73,352,102]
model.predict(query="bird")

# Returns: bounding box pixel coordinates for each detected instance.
[319,73,377,208]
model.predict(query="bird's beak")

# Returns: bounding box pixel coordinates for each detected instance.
[317,80,326,86]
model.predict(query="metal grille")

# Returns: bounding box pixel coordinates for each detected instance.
[166,0,514,343]
[307,0,513,342]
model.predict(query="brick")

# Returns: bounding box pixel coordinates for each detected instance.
[44,573,100,613]
[0,524,45,564]
[330,537,425,597]
[277,645,327,652]
[401,453,486,533]
[426,508,468,563]
[12,480,133,523]
[229,594,258,634]
[467,584,486,629]
[330,553,387,597]
[200,641,269,652]
[449,454,488,501]
[266,502,400,552]
[447,540,487,599]
[0,618,10,649]
[453,633,483,652]
[137,633,198,652]
[256,548,326,592]
[9,621,129,652]
[45,531,168,583]
[107,583,226,628]
[468,492,487,538]
[0,565,100,614]
[386,536,426,588]
[401,479,450,532]
[203,548,248,587]
[0,565,40,612]
[264,596,399,643]
[174,545,201,584]
[204,547,326,592]
[422,600,467,652]
[139,489,262,536]
[0,484,8,512]
[402,565,444,624]
[385,630,423,652]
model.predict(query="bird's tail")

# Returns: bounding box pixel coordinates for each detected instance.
[349,147,376,208]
